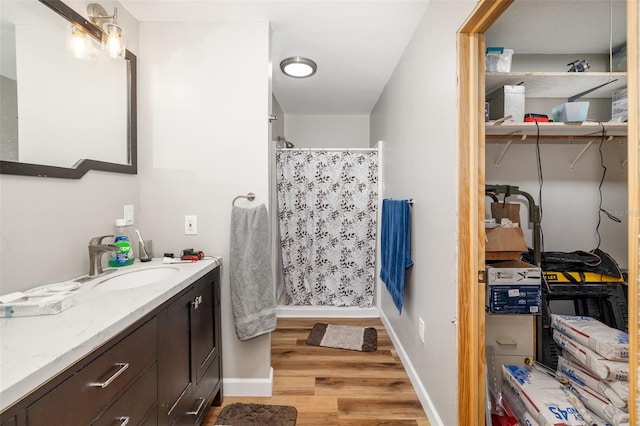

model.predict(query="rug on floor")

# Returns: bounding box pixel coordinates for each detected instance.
[306,323,377,352]
[215,403,297,426]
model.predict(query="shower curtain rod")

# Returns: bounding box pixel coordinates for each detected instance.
[276,147,378,153]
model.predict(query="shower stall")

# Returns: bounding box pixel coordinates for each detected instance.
[270,143,381,316]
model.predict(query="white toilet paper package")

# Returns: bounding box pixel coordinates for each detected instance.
[557,356,626,409]
[553,330,629,381]
[502,364,588,426]
[551,314,629,361]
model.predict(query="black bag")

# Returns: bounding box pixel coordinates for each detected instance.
[522,248,623,279]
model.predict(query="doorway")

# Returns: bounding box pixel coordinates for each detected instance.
[456,1,639,425]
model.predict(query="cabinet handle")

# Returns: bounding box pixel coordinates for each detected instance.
[90,363,129,388]
[118,417,130,426]
[192,295,203,310]
[496,337,517,346]
[186,397,206,416]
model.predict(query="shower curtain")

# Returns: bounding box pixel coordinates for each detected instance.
[276,150,378,307]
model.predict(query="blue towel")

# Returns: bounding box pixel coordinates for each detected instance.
[379,199,413,313]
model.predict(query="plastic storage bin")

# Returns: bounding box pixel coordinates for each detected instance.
[485,47,513,73]
[551,102,590,122]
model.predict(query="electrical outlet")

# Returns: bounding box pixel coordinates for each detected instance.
[185,215,197,235]
[418,318,425,343]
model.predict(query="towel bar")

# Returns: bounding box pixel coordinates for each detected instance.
[232,192,256,206]
[385,198,414,206]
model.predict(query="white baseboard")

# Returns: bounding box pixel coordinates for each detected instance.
[379,311,445,426]
[276,305,380,318]
[223,366,273,397]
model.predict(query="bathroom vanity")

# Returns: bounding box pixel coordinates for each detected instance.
[0,259,222,426]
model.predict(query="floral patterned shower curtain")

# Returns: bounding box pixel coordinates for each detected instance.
[276,150,378,307]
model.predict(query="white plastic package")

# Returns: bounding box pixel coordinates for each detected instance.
[501,384,541,426]
[551,315,629,361]
[557,356,626,409]
[563,352,629,405]
[553,330,628,381]
[502,364,588,426]
[559,375,629,425]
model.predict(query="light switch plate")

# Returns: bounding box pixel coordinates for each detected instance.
[124,205,134,225]
[185,215,197,235]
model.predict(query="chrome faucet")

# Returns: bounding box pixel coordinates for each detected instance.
[88,235,120,276]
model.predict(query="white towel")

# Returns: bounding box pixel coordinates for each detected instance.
[229,204,276,341]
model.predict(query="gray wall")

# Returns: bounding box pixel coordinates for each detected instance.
[138,21,273,389]
[370,1,477,424]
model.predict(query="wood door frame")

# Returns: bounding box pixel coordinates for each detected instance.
[456,2,639,425]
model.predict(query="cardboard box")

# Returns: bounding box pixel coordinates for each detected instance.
[487,260,541,285]
[611,87,627,122]
[486,285,541,314]
[485,227,527,260]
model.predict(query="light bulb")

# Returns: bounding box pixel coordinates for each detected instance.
[71,26,87,59]
[102,23,125,59]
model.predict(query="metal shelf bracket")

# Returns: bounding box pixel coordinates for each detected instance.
[494,135,527,168]
[569,136,612,171]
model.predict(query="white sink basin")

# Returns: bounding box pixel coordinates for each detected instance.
[95,267,179,291]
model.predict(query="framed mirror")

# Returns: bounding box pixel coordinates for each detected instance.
[0,0,136,179]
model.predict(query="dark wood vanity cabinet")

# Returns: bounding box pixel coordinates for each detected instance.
[158,267,222,426]
[0,265,222,426]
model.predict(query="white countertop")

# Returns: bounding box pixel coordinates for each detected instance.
[0,258,220,412]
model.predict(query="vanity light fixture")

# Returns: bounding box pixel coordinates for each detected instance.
[280,56,317,78]
[87,3,125,59]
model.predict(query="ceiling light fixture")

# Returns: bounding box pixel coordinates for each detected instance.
[280,56,317,78]
[87,3,125,59]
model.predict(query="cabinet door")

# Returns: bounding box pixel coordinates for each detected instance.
[157,268,221,426]
[192,275,216,385]
[157,289,194,426]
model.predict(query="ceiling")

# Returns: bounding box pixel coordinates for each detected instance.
[485,0,627,55]
[120,0,627,115]
[119,0,429,115]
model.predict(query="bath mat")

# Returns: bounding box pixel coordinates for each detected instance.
[215,403,297,426]
[306,323,377,352]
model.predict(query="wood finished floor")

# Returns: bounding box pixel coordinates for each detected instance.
[202,317,430,425]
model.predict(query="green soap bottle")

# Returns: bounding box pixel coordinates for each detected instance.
[109,219,135,267]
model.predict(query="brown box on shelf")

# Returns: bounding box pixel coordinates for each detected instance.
[485,227,527,260]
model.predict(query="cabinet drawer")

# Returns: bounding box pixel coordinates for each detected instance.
[485,314,534,356]
[174,357,220,425]
[27,318,157,426]
[140,406,158,426]
[1,416,16,426]
[93,363,157,426]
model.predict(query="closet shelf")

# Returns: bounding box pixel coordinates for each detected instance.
[486,122,627,142]
[486,72,627,99]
